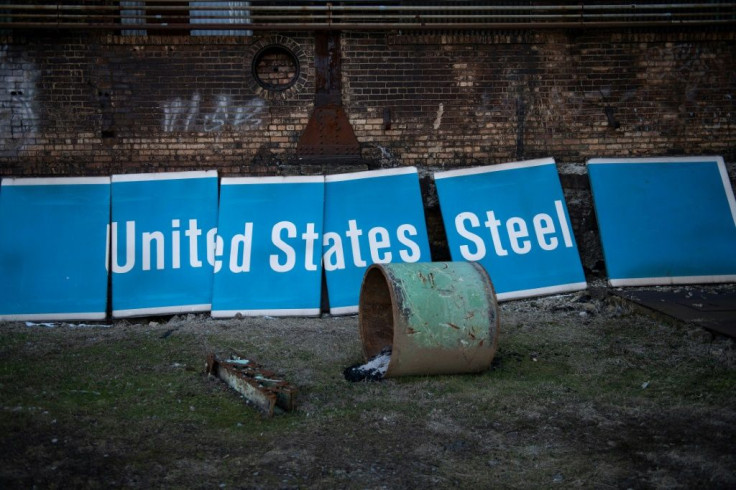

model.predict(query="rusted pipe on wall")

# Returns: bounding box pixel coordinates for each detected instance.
[1,2,734,31]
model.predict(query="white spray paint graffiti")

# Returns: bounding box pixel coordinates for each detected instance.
[0,46,39,153]
[162,93,265,133]
[433,103,444,130]
[162,94,200,133]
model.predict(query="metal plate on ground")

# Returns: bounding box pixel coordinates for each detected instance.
[611,287,736,338]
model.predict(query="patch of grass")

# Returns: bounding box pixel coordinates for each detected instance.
[2,302,735,489]
[1,331,293,436]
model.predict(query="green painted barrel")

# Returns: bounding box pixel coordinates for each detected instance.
[359,261,500,377]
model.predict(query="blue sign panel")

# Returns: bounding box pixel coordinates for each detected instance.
[211,176,325,317]
[323,168,431,314]
[111,171,219,317]
[588,156,736,286]
[435,158,586,301]
[0,177,110,320]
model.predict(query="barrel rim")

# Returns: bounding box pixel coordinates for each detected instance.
[358,263,400,363]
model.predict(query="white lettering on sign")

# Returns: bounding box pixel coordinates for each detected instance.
[322,220,422,271]
[185,219,203,267]
[269,221,321,273]
[229,223,254,273]
[397,224,422,262]
[107,218,423,274]
[454,200,573,261]
[206,227,223,273]
[301,223,320,272]
[107,219,326,275]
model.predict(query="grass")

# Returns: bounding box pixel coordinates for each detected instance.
[1,294,735,488]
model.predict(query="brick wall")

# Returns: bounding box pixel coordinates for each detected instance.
[1,28,735,274]
[0,33,314,176]
[345,30,736,168]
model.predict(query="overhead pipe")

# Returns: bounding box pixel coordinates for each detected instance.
[0,2,734,31]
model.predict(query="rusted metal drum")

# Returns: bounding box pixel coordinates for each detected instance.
[359,261,499,377]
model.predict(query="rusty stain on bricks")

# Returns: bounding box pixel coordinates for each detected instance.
[297,30,361,163]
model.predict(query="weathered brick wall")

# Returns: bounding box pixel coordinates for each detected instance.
[345,30,736,168]
[0,32,314,176]
[1,28,734,275]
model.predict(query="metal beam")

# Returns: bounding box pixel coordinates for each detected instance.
[0,2,734,32]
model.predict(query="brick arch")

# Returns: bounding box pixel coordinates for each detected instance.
[246,35,308,101]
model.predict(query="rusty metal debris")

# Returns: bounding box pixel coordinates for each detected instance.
[206,353,297,417]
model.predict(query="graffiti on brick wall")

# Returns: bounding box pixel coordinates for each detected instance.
[0,46,39,153]
[641,44,724,125]
[162,93,266,133]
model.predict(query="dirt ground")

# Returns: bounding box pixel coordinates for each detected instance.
[1,284,735,489]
